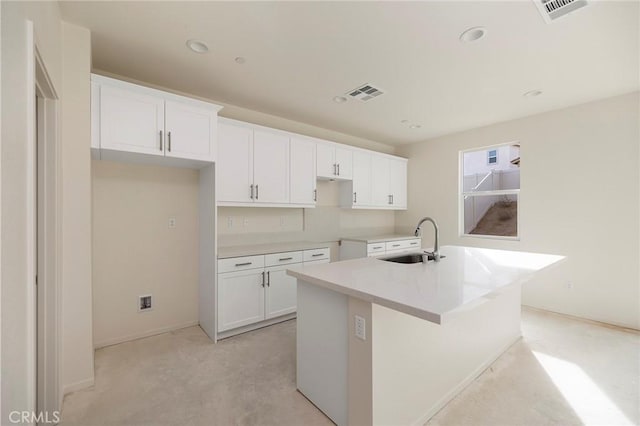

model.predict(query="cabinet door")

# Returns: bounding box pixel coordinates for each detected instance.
[253,130,289,204]
[316,143,335,179]
[371,155,391,207]
[352,151,373,206]
[334,147,353,180]
[218,122,254,203]
[265,265,298,319]
[290,137,317,205]
[165,100,216,161]
[100,85,164,155]
[389,158,407,209]
[218,269,265,332]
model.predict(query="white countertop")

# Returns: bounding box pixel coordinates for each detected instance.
[287,245,564,324]
[218,241,330,258]
[341,234,419,243]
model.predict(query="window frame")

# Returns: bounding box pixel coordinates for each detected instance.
[459,142,520,241]
[487,149,498,165]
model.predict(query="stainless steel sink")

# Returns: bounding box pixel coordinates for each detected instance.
[381,253,445,264]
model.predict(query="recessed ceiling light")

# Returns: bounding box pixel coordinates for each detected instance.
[459,27,487,43]
[333,96,347,103]
[235,56,246,64]
[186,39,209,54]
[410,124,422,129]
[523,89,543,97]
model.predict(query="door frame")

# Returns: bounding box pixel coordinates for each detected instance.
[27,20,62,418]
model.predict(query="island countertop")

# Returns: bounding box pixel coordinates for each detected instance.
[287,245,564,324]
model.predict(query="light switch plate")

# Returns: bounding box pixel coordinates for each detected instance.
[355,315,366,340]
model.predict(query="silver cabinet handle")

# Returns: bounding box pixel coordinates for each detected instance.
[266,271,270,287]
[391,194,394,204]
[279,257,293,261]
[311,253,324,257]
[388,195,392,205]
[313,189,317,202]
[333,163,337,175]
[410,242,418,245]
[392,244,401,247]
[235,262,252,267]
[353,192,357,203]
[168,131,172,152]
[373,246,383,249]
[261,271,265,287]
[250,184,254,200]
[337,163,340,176]
[255,184,259,200]
[159,130,163,151]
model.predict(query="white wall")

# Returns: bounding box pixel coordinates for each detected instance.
[1,2,62,422]
[1,3,95,418]
[396,92,640,329]
[92,161,199,348]
[60,21,94,393]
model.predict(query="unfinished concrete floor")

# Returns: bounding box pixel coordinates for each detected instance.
[61,308,639,426]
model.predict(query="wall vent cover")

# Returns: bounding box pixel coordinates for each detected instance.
[534,0,588,23]
[347,84,384,102]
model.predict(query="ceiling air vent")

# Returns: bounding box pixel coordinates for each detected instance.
[534,0,588,23]
[347,84,384,102]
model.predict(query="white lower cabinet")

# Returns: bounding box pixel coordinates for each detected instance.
[340,237,421,260]
[217,247,330,337]
[218,269,265,332]
[265,265,297,319]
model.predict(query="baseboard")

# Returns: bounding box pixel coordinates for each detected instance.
[217,314,296,340]
[410,334,522,426]
[522,304,640,332]
[93,320,199,349]
[63,377,95,395]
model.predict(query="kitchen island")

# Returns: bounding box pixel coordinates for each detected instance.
[287,245,563,426]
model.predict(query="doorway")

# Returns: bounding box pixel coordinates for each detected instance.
[33,43,61,420]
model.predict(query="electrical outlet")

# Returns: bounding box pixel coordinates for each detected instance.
[139,295,152,312]
[227,217,234,229]
[566,281,573,290]
[355,315,366,340]
[168,217,176,228]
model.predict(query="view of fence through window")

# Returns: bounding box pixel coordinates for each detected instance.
[461,144,520,237]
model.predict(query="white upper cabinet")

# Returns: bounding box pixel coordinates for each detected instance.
[317,142,353,180]
[99,85,165,156]
[342,151,408,210]
[389,158,408,209]
[351,151,373,206]
[165,100,217,161]
[253,130,290,204]
[218,121,254,203]
[371,154,391,206]
[217,119,290,206]
[91,74,222,167]
[290,137,317,206]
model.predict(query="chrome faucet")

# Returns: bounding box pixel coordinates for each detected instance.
[414,217,441,262]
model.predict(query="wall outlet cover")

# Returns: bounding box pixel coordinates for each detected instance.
[355,315,366,340]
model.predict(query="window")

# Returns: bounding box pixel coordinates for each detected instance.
[460,143,520,239]
[487,149,498,165]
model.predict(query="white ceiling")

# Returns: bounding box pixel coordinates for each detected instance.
[60,1,639,145]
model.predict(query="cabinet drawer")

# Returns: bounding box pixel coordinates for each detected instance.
[367,243,386,254]
[303,248,330,262]
[218,255,265,273]
[385,239,421,252]
[265,251,303,267]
